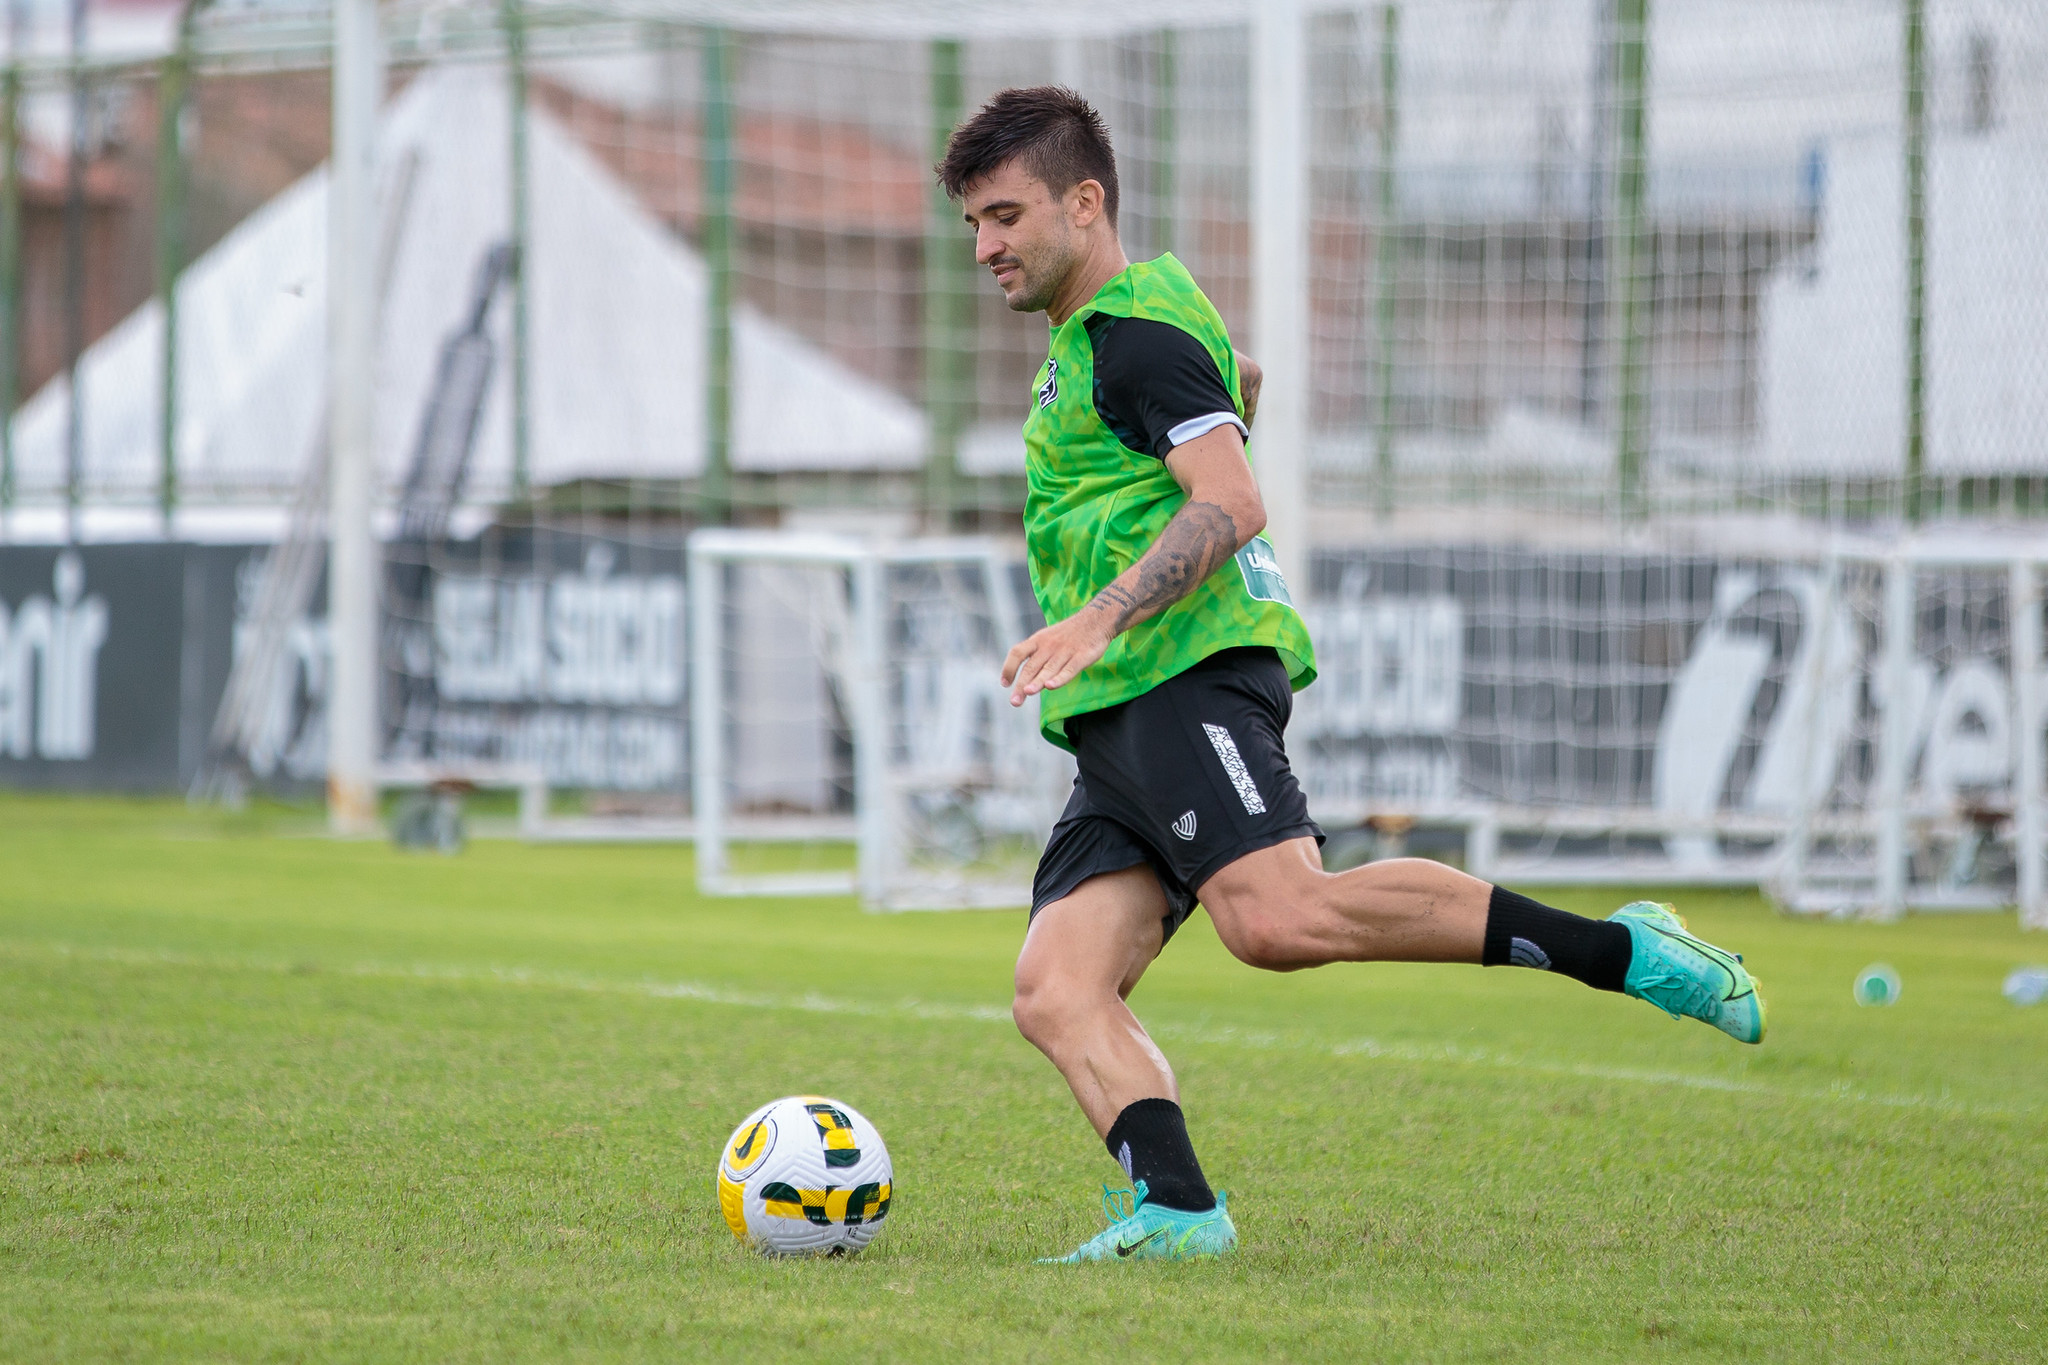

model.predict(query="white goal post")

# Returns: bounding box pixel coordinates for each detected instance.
[687,528,1073,910]
[1768,547,2046,924]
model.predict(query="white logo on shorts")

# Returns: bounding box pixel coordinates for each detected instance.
[1202,723,1267,815]
[1171,810,1198,841]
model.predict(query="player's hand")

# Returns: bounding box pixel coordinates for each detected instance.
[1002,612,1113,707]
[1235,349,1262,427]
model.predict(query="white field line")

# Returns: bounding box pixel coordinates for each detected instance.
[8,939,2032,1121]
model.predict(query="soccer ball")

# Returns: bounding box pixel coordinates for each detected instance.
[716,1096,893,1256]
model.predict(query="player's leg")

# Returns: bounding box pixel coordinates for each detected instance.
[1014,865,1223,1215]
[1198,838,1489,968]
[1012,864,1175,1140]
[1197,842,1765,1043]
[1197,838,1597,972]
[1100,649,1763,1042]
[1015,848,1239,1261]
[1016,871,1240,1263]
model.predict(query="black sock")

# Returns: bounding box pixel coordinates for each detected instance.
[1483,886,1632,993]
[1104,1099,1215,1213]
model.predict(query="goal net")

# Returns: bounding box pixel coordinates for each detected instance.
[688,528,1072,909]
[1293,536,2045,925]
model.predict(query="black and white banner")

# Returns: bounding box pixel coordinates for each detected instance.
[1,540,2035,858]
[0,545,244,790]
[385,535,687,791]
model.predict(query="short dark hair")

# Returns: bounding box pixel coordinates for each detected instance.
[935,85,1119,225]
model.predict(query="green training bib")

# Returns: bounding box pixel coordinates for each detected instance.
[1021,253,1316,751]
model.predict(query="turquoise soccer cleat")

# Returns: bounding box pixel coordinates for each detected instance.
[1610,901,1766,1044]
[1038,1180,1239,1264]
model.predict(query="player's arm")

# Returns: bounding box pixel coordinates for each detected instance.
[1004,426,1263,705]
[1235,351,1262,427]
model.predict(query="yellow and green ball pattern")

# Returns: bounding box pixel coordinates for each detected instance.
[716,1095,893,1256]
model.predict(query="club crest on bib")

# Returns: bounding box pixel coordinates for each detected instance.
[1036,358,1059,408]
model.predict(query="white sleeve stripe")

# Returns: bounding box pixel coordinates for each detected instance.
[1163,411,1249,451]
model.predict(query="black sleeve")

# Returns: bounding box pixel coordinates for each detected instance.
[1084,314,1245,459]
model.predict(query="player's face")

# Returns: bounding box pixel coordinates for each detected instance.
[961,163,1081,314]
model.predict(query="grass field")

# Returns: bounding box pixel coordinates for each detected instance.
[3,795,2044,1362]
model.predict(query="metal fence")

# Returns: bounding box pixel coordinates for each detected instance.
[1,0,2044,534]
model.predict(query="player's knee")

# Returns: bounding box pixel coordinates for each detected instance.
[1215,897,1314,972]
[1203,861,1332,970]
[1232,929,1310,972]
[1009,964,1070,1051]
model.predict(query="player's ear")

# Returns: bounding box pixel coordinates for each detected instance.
[1069,178,1106,229]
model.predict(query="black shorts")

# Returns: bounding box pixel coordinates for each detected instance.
[1030,646,1324,944]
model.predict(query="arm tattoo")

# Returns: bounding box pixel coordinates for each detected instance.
[1084,500,1239,636]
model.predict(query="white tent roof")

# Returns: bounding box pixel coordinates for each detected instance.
[6,64,927,513]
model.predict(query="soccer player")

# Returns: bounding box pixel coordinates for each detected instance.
[934,87,1765,1265]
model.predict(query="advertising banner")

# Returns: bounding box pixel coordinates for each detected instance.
[385,533,687,793]
[0,544,248,790]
